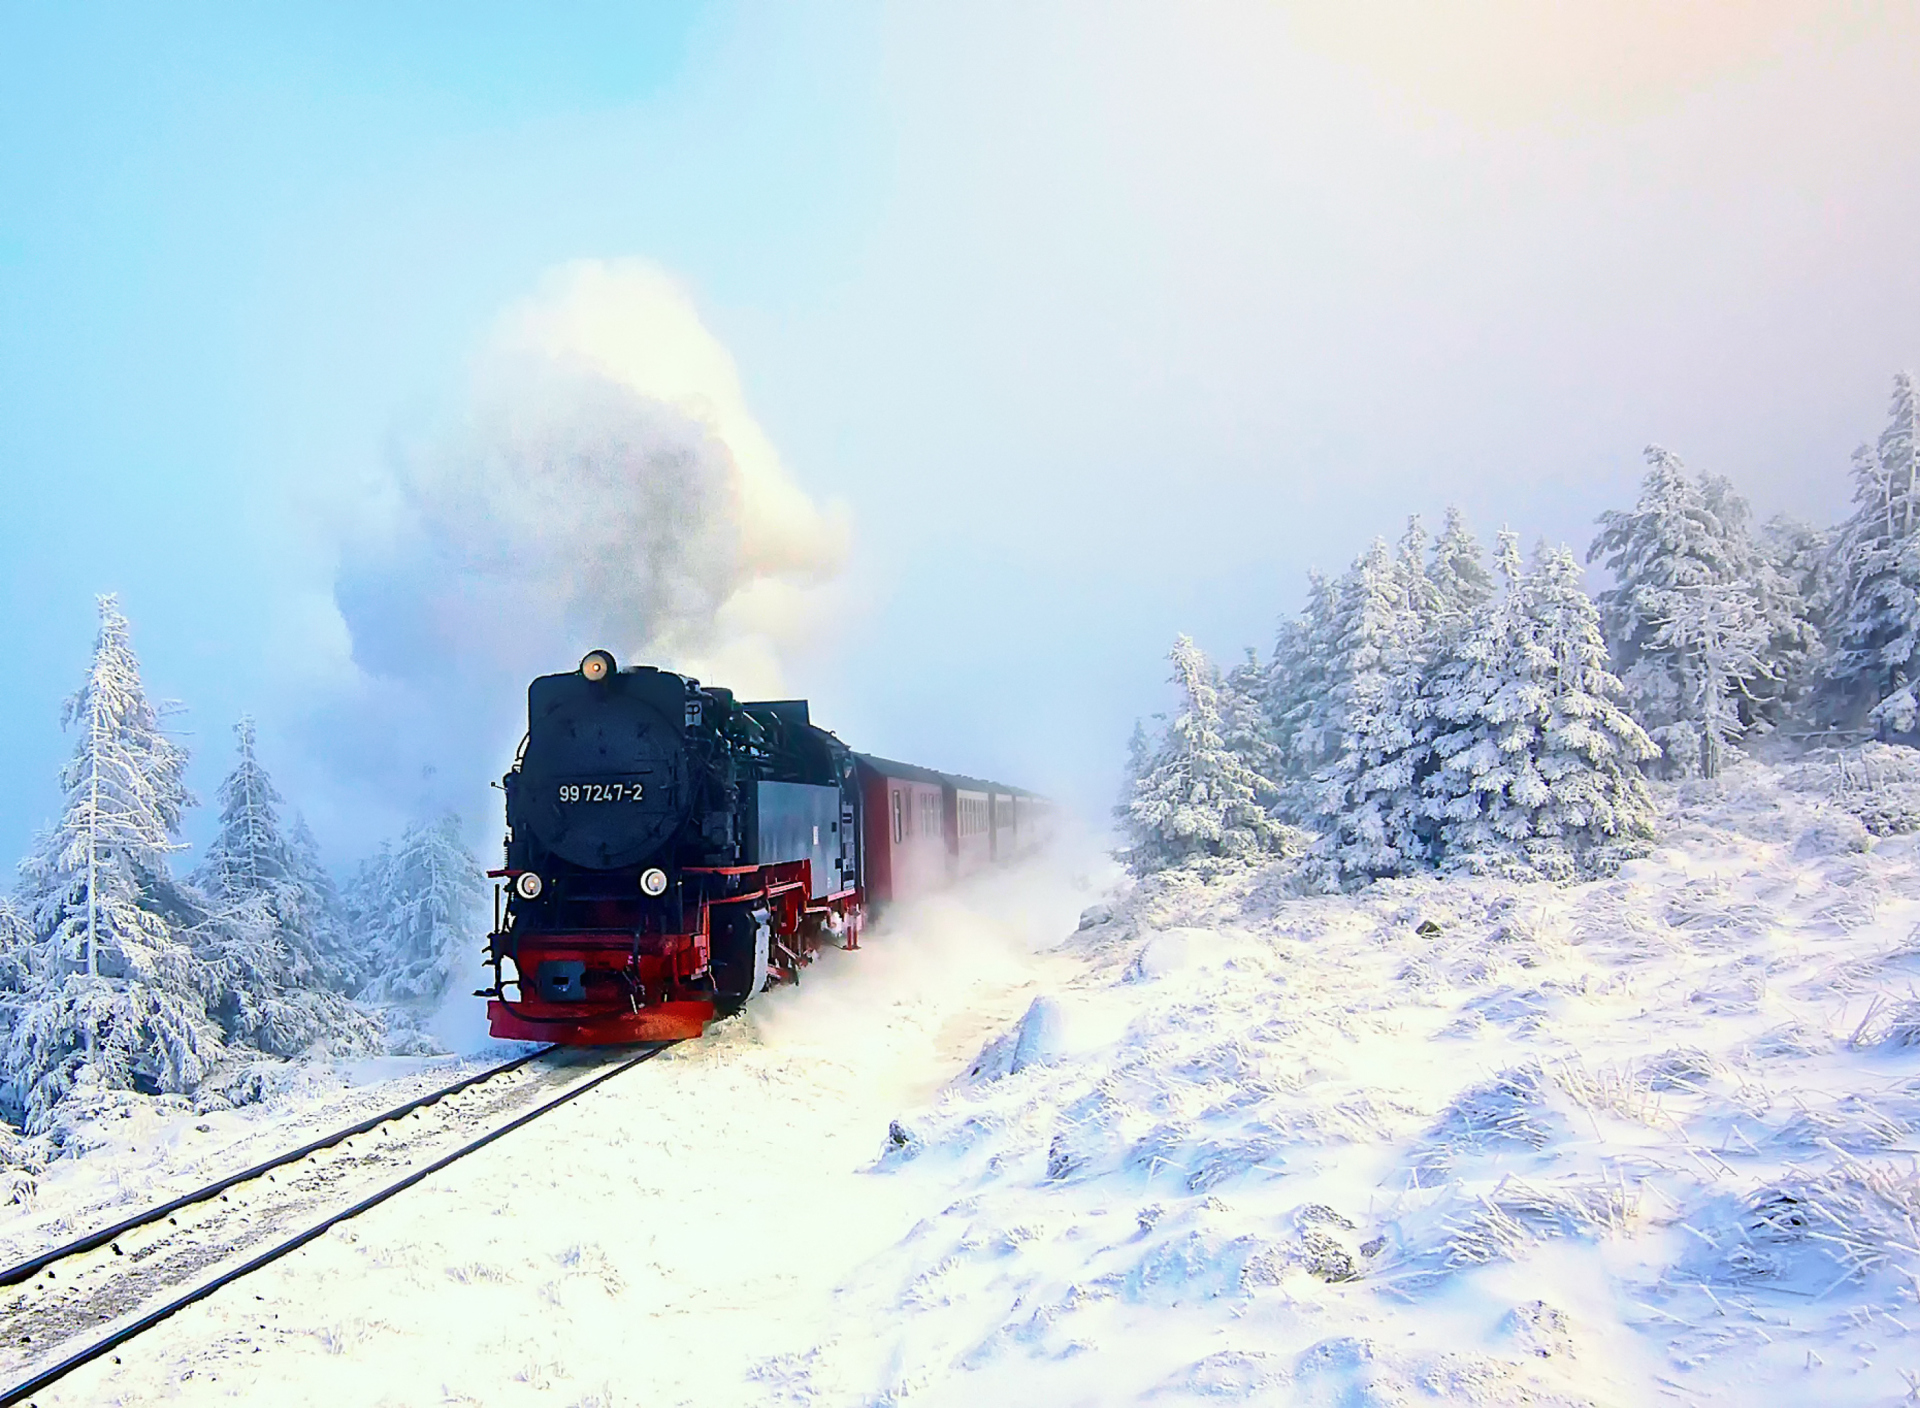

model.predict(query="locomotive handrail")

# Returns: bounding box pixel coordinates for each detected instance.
[708,878,806,908]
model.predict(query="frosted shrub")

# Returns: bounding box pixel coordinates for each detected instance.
[1713,1159,1920,1291]
[1786,743,1920,836]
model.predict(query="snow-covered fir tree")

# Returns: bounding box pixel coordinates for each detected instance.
[1263,567,1341,812]
[285,813,361,994]
[1422,539,1657,879]
[1396,515,1440,620]
[7,597,221,1132]
[1763,515,1832,649]
[1428,505,1497,626]
[0,897,30,998]
[1698,476,1820,722]
[1826,373,1920,731]
[1120,638,1289,871]
[1306,538,1430,886]
[1587,446,1792,773]
[188,719,374,1057]
[349,816,487,1005]
[1122,719,1152,791]
[1639,581,1773,778]
[1221,648,1283,786]
[1259,509,1498,850]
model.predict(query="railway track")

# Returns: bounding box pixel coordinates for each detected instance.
[0,1042,673,1406]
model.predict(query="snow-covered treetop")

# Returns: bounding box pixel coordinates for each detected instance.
[195,716,291,901]
[1121,637,1288,871]
[1845,372,1920,555]
[1828,373,1920,718]
[1429,505,1495,622]
[45,595,192,884]
[1588,447,1743,656]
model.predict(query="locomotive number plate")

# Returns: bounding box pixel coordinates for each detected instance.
[558,781,646,804]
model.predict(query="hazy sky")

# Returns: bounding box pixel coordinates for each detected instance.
[3,2,1918,867]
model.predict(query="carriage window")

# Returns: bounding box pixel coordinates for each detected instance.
[892,790,904,844]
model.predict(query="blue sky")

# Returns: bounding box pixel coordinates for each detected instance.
[3,3,1918,868]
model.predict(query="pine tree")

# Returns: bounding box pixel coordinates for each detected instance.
[1428,505,1496,624]
[1307,540,1430,886]
[1396,515,1440,620]
[1763,515,1832,644]
[1264,569,1342,818]
[351,817,486,1005]
[1120,638,1289,872]
[194,718,286,900]
[1222,648,1283,786]
[1115,720,1154,834]
[8,598,221,1132]
[1640,582,1773,777]
[1423,540,1656,878]
[285,814,360,994]
[0,898,30,997]
[188,720,375,1057]
[1699,479,1819,722]
[341,839,394,990]
[1827,373,1920,729]
[1588,445,1787,772]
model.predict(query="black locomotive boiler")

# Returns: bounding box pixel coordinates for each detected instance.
[483,650,1051,1043]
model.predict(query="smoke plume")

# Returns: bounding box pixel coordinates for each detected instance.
[319,259,849,831]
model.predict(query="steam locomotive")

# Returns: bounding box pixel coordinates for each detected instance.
[483,650,1050,1043]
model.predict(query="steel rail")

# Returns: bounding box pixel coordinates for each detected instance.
[0,1041,673,1407]
[0,1045,555,1291]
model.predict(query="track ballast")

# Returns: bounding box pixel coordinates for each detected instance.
[0,1043,672,1406]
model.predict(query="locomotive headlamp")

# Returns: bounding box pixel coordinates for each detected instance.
[639,867,669,897]
[579,649,617,682]
[513,871,544,900]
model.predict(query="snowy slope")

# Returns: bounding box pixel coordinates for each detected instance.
[813,761,1920,1405]
[23,759,1920,1405]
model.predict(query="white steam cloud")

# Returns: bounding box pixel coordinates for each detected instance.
[316,259,848,827]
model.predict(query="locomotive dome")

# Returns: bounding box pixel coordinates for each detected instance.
[514,655,694,870]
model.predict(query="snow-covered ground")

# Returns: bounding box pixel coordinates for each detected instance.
[20,757,1920,1405]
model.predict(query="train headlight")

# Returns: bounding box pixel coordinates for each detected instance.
[513,871,544,900]
[639,867,669,897]
[579,649,617,682]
